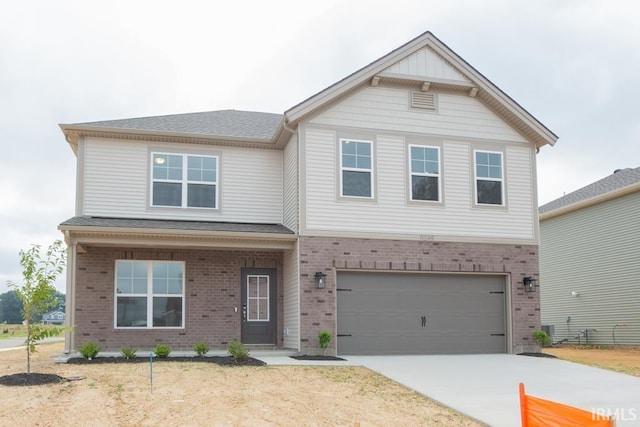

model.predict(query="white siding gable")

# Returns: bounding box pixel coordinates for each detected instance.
[383,46,470,82]
[310,86,527,143]
[81,137,283,223]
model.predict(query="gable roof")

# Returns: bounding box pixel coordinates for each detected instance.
[284,31,558,149]
[539,167,640,219]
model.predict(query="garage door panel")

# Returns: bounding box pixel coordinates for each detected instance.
[337,272,506,355]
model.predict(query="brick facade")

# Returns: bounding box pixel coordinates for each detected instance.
[73,246,283,352]
[298,236,540,355]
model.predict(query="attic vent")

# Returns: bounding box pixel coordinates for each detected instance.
[411,92,437,111]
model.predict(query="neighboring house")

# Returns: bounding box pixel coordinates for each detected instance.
[539,167,640,345]
[58,31,557,356]
[42,310,65,325]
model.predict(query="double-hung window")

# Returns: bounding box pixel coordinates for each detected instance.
[115,260,184,328]
[409,145,440,202]
[152,153,218,208]
[474,150,504,205]
[340,139,373,198]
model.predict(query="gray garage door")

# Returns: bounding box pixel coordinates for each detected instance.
[337,271,506,355]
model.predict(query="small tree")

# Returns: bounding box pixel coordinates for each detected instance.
[7,240,66,373]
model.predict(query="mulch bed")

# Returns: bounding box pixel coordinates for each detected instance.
[0,373,65,387]
[290,355,347,361]
[66,356,265,366]
[517,352,557,358]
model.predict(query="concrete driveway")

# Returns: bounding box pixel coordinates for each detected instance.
[346,354,640,427]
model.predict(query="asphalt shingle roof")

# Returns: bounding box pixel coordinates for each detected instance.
[74,110,283,140]
[539,167,640,214]
[60,216,294,235]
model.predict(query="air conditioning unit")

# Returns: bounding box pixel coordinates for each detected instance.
[542,324,555,338]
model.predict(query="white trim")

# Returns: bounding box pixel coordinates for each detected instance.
[114,260,185,330]
[408,144,441,203]
[473,149,505,207]
[150,152,219,210]
[339,138,374,199]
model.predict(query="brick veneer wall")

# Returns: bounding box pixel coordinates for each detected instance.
[298,236,540,355]
[73,247,283,352]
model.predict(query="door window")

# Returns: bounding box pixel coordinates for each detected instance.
[247,275,269,321]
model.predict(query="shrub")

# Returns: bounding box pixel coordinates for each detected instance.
[193,341,210,357]
[318,331,332,355]
[121,346,137,359]
[154,344,171,358]
[227,339,249,362]
[532,330,551,347]
[79,342,100,360]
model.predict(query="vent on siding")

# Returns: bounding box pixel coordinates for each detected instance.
[411,92,437,111]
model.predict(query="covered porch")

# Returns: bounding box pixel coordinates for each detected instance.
[59,216,299,353]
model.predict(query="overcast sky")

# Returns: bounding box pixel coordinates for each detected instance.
[1,0,638,293]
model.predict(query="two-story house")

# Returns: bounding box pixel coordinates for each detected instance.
[59,31,557,356]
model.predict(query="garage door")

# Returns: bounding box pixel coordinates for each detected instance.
[337,271,506,355]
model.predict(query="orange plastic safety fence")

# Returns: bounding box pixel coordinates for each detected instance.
[519,383,614,427]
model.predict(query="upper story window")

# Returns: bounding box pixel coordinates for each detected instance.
[151,153,218,209]
[340,139,373,198]
[474,150,504,205]
[409,145,440,202]
[115,260,184,329]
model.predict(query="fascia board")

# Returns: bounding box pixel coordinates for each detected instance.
[58,224,298,242]
[59,124,275,147]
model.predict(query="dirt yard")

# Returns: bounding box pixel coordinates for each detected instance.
[543,345,640,377]
[0,343,482,426]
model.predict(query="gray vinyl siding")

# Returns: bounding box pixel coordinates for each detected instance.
[303,127,536,241]
[540,190,640,345]
[282,242,299,349]
[82,137,283,223]
[282,134,298,232]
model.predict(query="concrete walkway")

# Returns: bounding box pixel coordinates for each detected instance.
[345,354,640,427]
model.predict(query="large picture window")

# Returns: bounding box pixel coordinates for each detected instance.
[115,260,184,328]
[474,150,504,205]
[409,145,440,202]
[340,139,373,198]
[151,153,217,209]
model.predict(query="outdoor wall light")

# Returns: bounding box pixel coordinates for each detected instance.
[314,272,327,289]
[523,276,537,292]
[571,291,580,297]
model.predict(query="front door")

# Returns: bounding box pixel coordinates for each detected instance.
[240,268,277,344]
